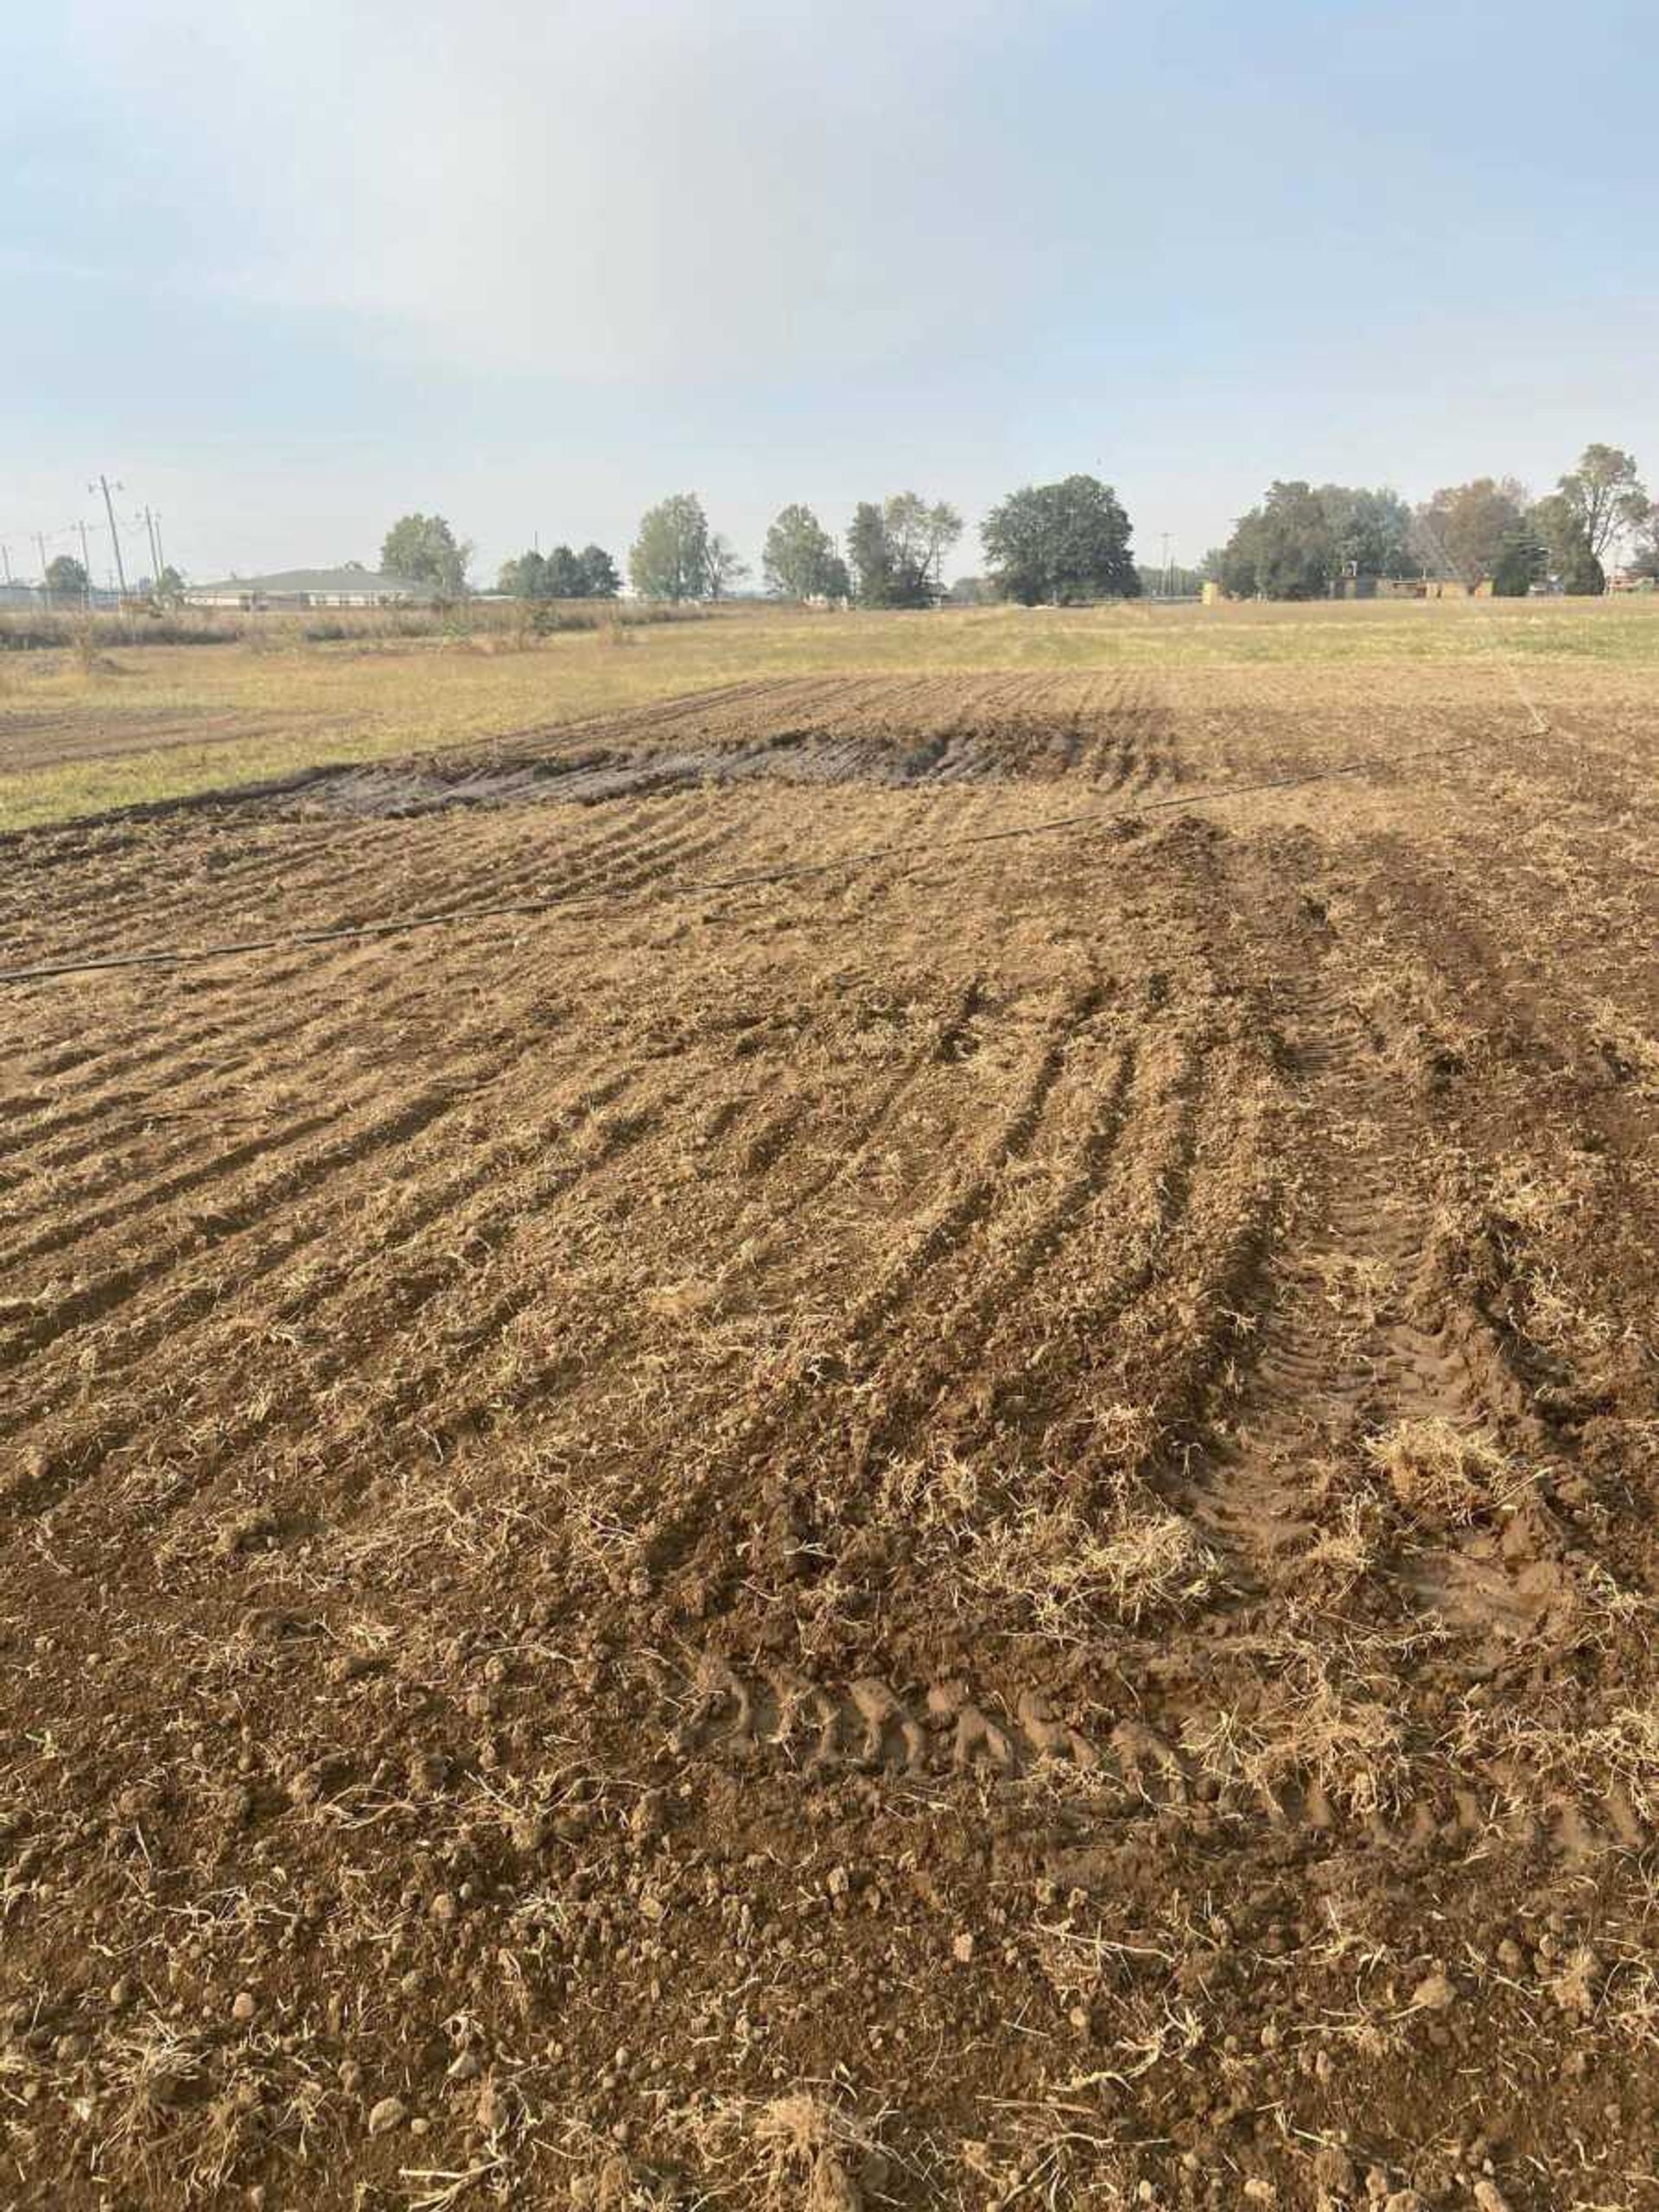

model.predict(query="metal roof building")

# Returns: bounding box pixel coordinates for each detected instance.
[183,567,429,609]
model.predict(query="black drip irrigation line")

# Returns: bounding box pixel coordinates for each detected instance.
[0,738,1483,988]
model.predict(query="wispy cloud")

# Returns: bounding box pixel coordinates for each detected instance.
[55,0,1084,382]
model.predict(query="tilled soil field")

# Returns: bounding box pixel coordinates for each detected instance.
[3,668,1659,2209]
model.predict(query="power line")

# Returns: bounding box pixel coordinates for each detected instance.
[0,734,1484,988]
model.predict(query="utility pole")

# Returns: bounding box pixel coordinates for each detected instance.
[152,512,168,580]
[35,533,51,609]
[77,520,96,607]
[1,543,12,588]
[92,474,129,601]
[143,507,163,587]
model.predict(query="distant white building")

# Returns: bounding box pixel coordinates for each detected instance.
[184,565,429,611]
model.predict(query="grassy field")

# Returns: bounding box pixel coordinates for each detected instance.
[3,593,1656,832]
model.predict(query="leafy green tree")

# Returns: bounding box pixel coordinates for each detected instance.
[1412,479,1527,584]
[498,549,548,598]
[1552,443,1648,561]
[1316,485,1416,580]
[1529,491,1610,593]
[381,513,472,595]
[883,493,961,603]
[1527,493,1587,581]
[1491,520,1548,597]
[1214,482,1334,600]
[576,544,620,598]
[982,475,1138,604]
[543,545,588,598]
[1560,540,1606,595]
[44,554,89,601]
[921,501,963,595]
[845,494,959,607]
[763,504,844,600]
[155,564,186,604]
[846,502,893,605]
[629,493,712,601]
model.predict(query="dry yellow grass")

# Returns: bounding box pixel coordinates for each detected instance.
[3,592,1656,833]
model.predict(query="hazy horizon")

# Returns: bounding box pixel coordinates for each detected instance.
[6,0,1655,590]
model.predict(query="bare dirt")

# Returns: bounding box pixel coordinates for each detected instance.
[3,669,1659,2209]
[0,706,314,776]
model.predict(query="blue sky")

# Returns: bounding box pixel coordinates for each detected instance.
[4,0,1655,587]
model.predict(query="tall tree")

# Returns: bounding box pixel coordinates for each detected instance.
[845,493,958,607]
[982,475,1138,604]
[1214,482,1334,600]
[629,493,712,601]
[705,534,750,601]
[44,554,89,601]
[922,501,963,594]
[1316,485,1416,580]
[763,504,843,600]
[498,549,548,598]
[1559,541,1607,596]
[1412,479,1527,584]
[381,513,472,595]
[1630,503,1659,582]
[846,502,893,606]
[1552,443,1649,561]
[1491,519,1548,598]
[576,544,620,598]
[543,544,588,598]
[1528,493,1594,587]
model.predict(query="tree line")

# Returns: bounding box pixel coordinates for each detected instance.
[378,475,1143,609]
[1207,444,1654,599]
[623,480,1140,607]
[378,442,1656,612]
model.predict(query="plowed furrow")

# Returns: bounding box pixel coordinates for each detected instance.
[175,1089,678,1535]
[0,1077,489,1386]
[839,982,1107,1359]
[853,1038,1141,1465]
[0,925,524,1260]
[699,979,992,1319]
[940,1042,1217,1475]
[0,1059,640,1489]
[1,950,329,1118]
[629,981,1108,1554]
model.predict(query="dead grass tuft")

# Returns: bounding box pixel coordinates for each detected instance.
[1586,1000,1659,1089]
[963,1500,1224,1633]
[1183,1629,1411,1818]
[1366,1417,1532,1527]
